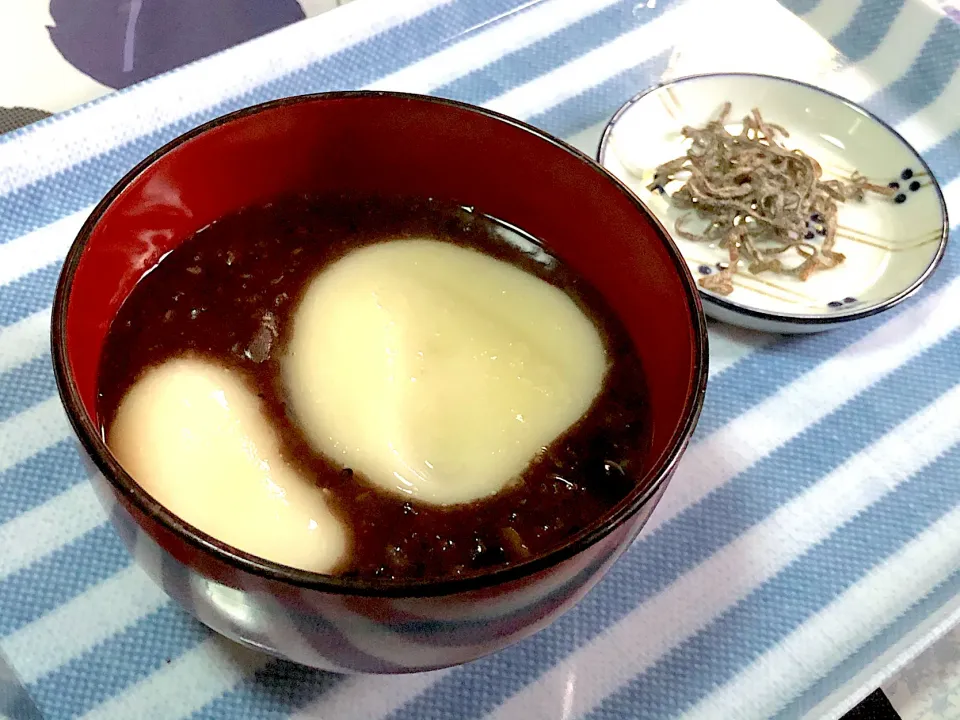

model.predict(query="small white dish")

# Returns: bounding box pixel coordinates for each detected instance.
[598,73,949,334]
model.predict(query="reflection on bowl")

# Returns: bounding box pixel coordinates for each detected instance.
[52,92,707,673]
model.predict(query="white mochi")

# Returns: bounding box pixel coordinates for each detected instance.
[284,239,607,506]
[109,358,348,574]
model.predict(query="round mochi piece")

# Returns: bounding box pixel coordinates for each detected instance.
[284,238,608,507]
[108,357,348,574]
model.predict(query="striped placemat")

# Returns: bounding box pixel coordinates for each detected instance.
[0,0,958,718]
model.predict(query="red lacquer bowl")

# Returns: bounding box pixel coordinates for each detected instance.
[51,92,708,673]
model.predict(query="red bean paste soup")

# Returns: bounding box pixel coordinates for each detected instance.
[98,196,652,582]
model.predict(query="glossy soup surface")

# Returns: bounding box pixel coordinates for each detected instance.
[98,195,652,581]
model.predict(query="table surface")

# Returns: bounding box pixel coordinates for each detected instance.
[0,1,958,718]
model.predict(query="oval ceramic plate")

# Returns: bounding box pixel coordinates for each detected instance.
[598,73,949,334]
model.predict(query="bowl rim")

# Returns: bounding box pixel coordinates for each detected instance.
[52,90,709,598]
[596,71,951,328]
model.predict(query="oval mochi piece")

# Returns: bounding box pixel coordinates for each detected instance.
[284,238,608,506]
[109,357,348,574]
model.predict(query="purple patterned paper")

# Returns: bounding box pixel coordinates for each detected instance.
[47,0,306,89]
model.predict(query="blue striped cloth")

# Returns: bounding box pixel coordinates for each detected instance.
[0,0,958,717]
